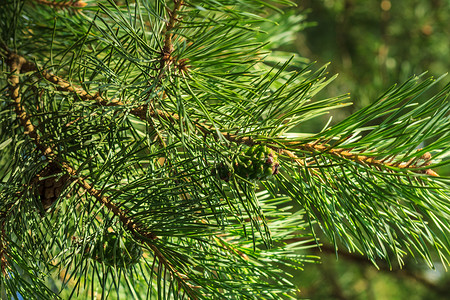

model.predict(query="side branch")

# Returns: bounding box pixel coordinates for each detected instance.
[162,0,183,57]
[8,53,52,156]
[148,244,200,299]
[0,211,11,277]
[6,52,157,241]
[294,143,438,175]
[159,0,190,75]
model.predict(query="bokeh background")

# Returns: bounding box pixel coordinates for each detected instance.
[296,0,449,111]
[269,0,450,299]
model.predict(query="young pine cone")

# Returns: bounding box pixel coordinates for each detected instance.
[213,145,280,182]
[93,232,143,267]
[234,144,280,181]
[36,162,71,210]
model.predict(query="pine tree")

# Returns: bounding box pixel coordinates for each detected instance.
[1,0,449,299]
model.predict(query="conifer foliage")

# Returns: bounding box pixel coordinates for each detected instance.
[0,0,449,298]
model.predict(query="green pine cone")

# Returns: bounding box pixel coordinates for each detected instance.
[122,239,144,265]
[212,162,231,182]
[234,162,247,179]
[213,145,280,182]
[235,145,280,181]
[95,233,143,267]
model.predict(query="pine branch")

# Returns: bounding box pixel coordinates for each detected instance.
[6,47,447,268]
[5,50,260,298]
[51,73,442,176]
[1,1,449,297]
[161,0,183,60]
[7,53,51,155]
[7,47,440,179]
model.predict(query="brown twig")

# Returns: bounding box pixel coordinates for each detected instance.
[148,244,200,299]
[159,0,185,75]
[8,53,52,156]
[280,149,305,166]
[0,213,10,277]
[293,143,438,175]
[162,1,184,58]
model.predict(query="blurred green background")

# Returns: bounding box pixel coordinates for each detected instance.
[268,0,450,299]
[295,0,449,111]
